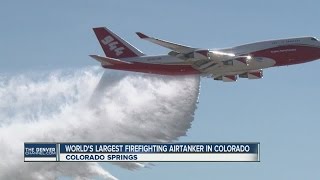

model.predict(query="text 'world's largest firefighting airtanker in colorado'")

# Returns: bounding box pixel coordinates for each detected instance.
[90,27,320,82]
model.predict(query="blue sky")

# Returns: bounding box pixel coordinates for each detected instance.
[1,0,320,179]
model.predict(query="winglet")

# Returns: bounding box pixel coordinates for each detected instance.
[136,32,149,39]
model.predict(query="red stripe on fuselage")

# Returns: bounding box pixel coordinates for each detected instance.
[102,62,200,75]
[250,45,320,66]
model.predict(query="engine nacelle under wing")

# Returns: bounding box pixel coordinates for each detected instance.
[214,75,238,82]
[222,56,252,66]
[239,70,263,79]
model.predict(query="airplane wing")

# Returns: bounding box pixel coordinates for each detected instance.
[136,32,197,53]
[135,32,252,72]
[136,32,238,60]
[89,55,132,65]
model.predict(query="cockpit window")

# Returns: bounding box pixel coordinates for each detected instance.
[311,37,318,41]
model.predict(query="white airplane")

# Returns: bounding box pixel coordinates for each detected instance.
[90,27,320,82]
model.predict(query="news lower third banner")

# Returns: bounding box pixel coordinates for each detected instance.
[24,143,260,162]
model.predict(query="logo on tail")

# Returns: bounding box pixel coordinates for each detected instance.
[93,27,144,59]
[101,36,125,56]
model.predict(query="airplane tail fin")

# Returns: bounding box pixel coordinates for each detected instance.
[93,27,144,59]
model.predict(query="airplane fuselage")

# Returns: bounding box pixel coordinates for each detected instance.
[103,37,320,76]
[92,27,320,82]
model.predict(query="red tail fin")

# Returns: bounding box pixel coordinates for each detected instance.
[93,27,144,59]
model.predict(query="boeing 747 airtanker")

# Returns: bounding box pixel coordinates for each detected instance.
[90,27,320,82]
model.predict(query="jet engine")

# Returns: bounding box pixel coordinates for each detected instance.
[214,75,238,82]
[239,70,263,79]
[222,56,252,66]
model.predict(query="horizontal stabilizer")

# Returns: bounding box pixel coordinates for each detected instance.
[89,55,132,65]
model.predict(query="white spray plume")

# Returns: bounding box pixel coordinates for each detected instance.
[0,66,200,179]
